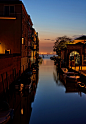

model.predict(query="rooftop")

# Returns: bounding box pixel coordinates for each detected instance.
[75,35,86,40]
[0,0,22,4]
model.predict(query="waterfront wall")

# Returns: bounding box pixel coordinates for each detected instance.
[0,54,21,93]
[21,57,28,74]
[0,1,39,94]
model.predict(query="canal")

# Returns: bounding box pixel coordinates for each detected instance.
[29,59,86,124]
[2,58,86,124]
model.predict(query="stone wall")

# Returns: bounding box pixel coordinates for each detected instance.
[0,54,21,94]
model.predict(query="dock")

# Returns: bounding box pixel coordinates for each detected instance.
[69,66,86,83]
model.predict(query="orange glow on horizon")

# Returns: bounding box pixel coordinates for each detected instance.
[39,52,56,55]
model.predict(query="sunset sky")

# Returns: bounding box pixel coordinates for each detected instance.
[22,0,86,54]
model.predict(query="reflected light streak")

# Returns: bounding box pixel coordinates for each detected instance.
[44,60,46,65]
[21,108,23,115]
[39,52,56,55]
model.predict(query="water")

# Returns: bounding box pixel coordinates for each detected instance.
[1,59,86,124]
[29,59,86,124]
[39,54,56,59]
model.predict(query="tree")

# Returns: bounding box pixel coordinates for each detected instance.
[53,36,71,57]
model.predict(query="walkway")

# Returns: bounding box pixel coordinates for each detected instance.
[69,66,86,76]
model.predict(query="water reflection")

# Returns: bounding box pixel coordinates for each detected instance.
[1,59,86,124]
[58,70,83,97]
[53,66,58,83]
[53,66,82,97]
[0,66,39,124]
[29,59,86,124]
[53,66,64,86]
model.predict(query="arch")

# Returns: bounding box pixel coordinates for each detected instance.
[66,44,83,66]
[68,49,82,56]
[70,51,80,66]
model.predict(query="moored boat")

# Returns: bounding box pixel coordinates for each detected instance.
[61,68,68,74]
[66,75,80,83]
[0,101,14,124]
[61,68,80,83]
[77,82,86,92]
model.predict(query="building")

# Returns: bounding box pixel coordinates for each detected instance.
[61,36,86,67]
[31,28,39,64]
[0,0,39,93]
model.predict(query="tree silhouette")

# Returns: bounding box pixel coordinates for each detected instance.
[53,36,71,57]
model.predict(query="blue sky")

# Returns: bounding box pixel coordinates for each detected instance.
[22,0,86,53]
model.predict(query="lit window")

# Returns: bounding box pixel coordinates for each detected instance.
[22,38,24,44]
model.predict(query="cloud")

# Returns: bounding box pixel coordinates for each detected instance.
[44,39,51,40]
[72,34,86,39]
[44,39,55,41]
[71,35,86,41]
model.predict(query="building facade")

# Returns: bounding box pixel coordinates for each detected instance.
[61,36,86,67]
[0,0,39,93]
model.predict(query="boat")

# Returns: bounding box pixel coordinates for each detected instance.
[32,68,37,74]
[78,83,85,89]
[61,68,80,83]
[0,101,14,124]
[50,56,55,60]
[61,68,75,75]
[66,75,80,83]
[77,82,86,92]
[61,68,68,74]
[77,81,82,86]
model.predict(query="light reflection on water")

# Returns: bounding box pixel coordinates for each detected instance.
[1,59,86,124]
[29,59,86,124]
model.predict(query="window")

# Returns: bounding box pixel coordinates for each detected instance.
[5,49,11,54]
[10,6,14,13]
[22,38,25,44]
[4,6,14,16]
[4,6,9,16]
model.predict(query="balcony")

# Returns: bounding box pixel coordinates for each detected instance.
[0,16,16,20]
